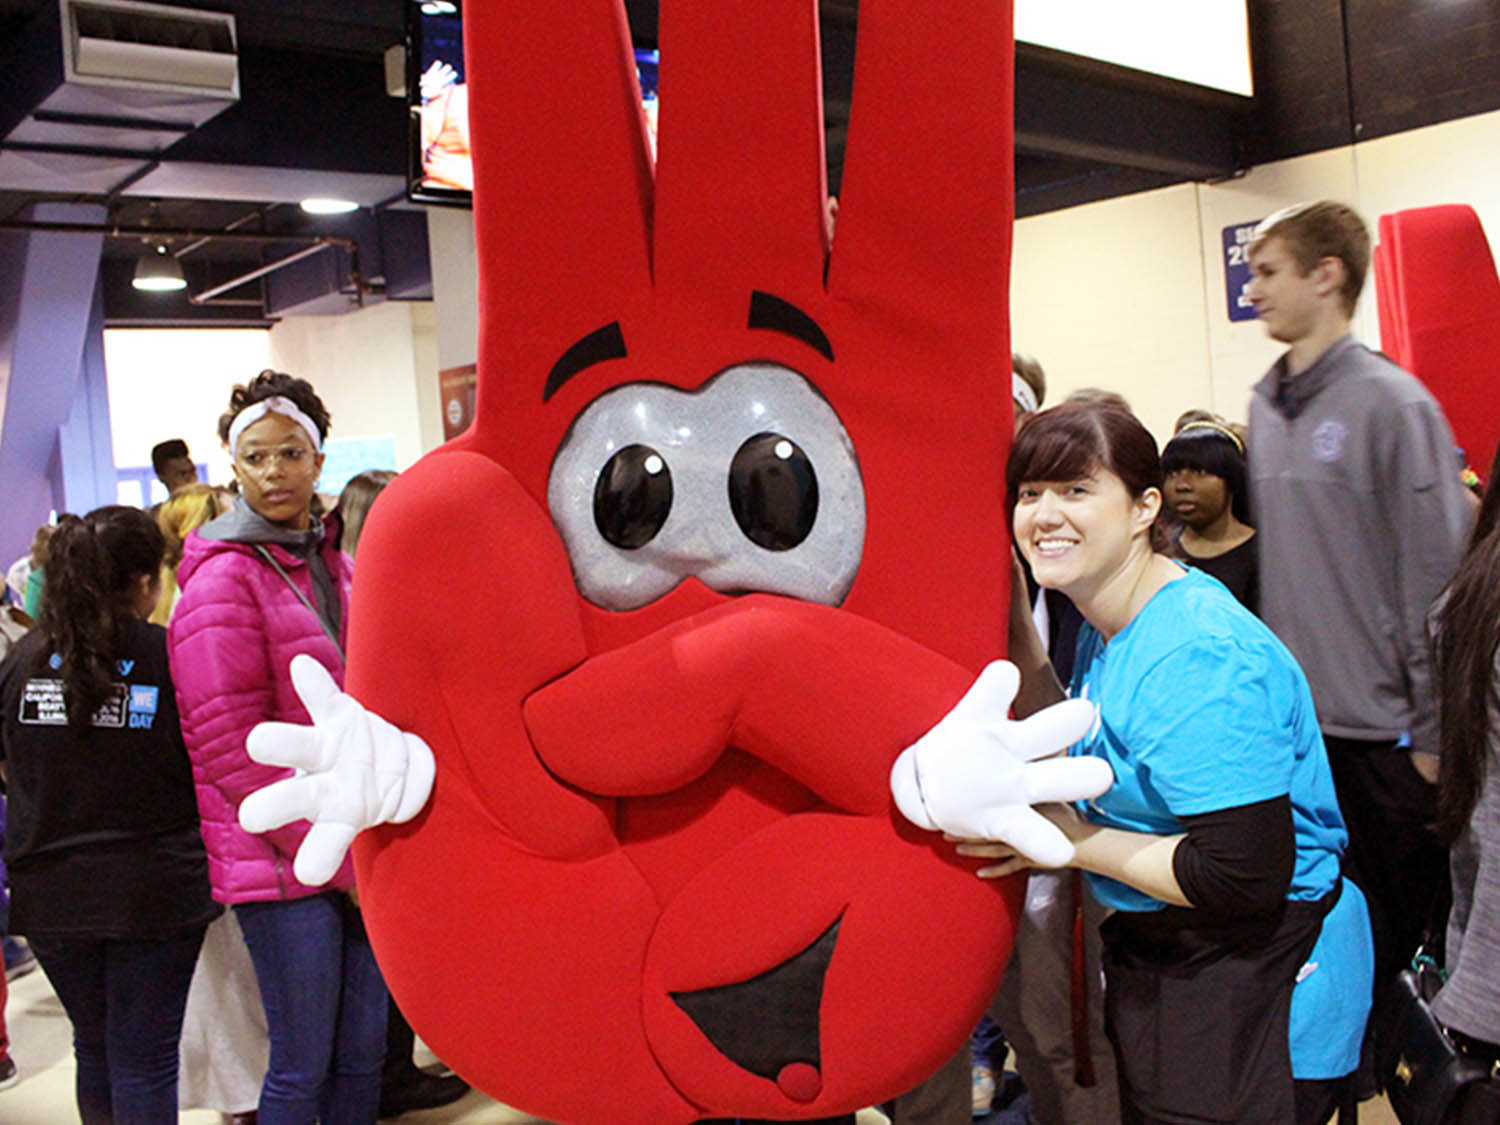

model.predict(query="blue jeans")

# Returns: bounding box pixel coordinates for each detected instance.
[236,893,388,1124]
[30,924,207,1125]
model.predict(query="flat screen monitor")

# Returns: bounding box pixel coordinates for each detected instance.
[406,0,660,208]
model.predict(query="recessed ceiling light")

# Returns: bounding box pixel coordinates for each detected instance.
[300,197,360,215]
[421,2,457,14]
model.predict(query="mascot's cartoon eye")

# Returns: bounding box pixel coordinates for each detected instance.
[547,363,866,611]
[728,433,817,551]
[594,444,674,549]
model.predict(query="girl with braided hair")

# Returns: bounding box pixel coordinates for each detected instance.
[0,505,218,1123]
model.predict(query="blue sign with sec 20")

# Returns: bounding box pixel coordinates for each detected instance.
[1223,221,1262,322]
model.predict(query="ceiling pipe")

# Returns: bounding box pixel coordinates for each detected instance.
[0,218,367,308]
[0,218,354,247]
[188,240,354,305]
[174,205,278,260]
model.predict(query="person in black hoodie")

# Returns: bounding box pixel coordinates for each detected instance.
[0,506,219,1123]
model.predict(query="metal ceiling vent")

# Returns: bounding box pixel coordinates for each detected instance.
[61,0,238,97]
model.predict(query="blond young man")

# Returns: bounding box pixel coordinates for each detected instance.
[1246,201,1470,1012]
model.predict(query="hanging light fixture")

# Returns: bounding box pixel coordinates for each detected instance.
[132,243,187,292]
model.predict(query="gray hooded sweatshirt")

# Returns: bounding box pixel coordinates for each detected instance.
[1249,335,1471,758]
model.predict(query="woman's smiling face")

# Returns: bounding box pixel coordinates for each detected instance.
[1014,468,1156,599]
[232,411,324,530]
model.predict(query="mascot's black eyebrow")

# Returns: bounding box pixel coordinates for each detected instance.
[748,290,834,361]
[543,291,832,403]
[544,322,628,402]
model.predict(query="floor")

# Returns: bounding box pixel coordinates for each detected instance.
[2,960,1399,1124]
[1,955,540,1124]
[1,959,895,1123]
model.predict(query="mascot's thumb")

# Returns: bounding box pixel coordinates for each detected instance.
[890,747,938,830]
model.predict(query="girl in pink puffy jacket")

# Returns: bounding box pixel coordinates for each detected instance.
[169,370,387,1124]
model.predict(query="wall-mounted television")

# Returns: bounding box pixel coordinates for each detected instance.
[406,0,660,208]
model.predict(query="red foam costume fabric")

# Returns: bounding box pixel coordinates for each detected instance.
[1376,205,1500,483]
[346,2,1021,1121]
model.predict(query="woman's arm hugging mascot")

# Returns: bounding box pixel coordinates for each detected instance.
[237,1,1107,1121]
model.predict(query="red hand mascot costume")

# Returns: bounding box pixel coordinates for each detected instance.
[346,2,1020,1121]
[1375,204,1500,486]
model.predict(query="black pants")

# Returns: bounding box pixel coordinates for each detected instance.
[1103,890,1333,1124]
[1293,1075,1351,1125]
[1322,735,1448,993]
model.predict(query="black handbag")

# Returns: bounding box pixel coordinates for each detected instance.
[1375,951,1500,1125]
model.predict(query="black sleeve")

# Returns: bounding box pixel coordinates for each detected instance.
[1172,795,1295,917]
[0,637,30,771]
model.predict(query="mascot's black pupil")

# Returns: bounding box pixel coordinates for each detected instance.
[594,444,673,549]
[728,432,818,551]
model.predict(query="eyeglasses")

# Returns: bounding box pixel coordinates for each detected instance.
[237,445,313,470]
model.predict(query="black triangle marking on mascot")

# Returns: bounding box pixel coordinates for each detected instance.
[671,917,841,1092]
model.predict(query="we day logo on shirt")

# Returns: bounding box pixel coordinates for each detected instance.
[129,685,159,729]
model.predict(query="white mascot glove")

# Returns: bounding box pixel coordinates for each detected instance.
[238,654,436,888]
[890,660,1112,868]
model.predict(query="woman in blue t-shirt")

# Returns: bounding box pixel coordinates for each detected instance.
[959,401,1371,1125]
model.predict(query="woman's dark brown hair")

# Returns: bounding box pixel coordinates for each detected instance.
[1431,444,1500,843]
[38,506,165,733]
[1006,400,1170,553]
[217,369,332,446]
[336,469,396,557]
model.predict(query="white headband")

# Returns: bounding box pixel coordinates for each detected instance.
[1012,372,1039,416]
[228,396,323,458]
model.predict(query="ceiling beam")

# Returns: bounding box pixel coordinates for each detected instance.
[1016,59,1243,182]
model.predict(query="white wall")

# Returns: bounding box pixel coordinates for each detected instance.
[1012,106,1500,441]
[104,327,274,484]
[1012,181,1216,441]
[268,300,443,470]
[426,207,479,372]
[104,301,444,492]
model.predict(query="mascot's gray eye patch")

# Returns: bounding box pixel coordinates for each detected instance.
[547,363,866,612]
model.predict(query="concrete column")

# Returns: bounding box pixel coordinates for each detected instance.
[0,201,106,569]
[56,275,118,515]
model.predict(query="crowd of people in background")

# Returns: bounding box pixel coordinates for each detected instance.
[0,197,1495,1125]
[0,374,466,1123]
